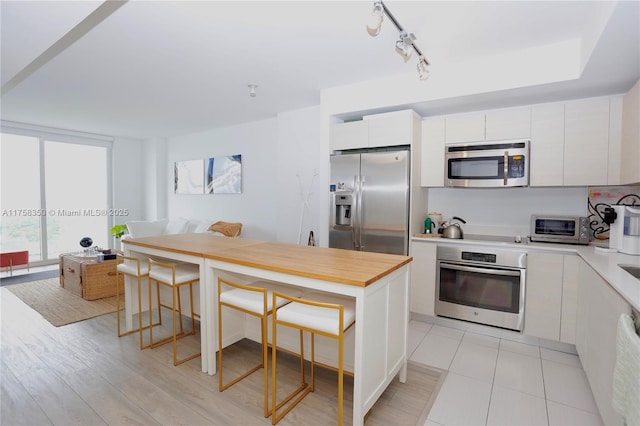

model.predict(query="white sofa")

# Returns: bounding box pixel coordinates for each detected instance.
[122,218,240,239]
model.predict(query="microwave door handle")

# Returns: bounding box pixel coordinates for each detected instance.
[503,151,509,186]
[440,261,521,277]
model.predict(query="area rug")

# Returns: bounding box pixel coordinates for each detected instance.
[5,278,118,327]
[0,268,59,286]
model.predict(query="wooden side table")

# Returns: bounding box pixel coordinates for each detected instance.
[59,254,124,300]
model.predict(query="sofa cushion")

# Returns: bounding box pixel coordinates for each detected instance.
[184,219,211,233]
[165,218,189,235]
[126,219,168,238]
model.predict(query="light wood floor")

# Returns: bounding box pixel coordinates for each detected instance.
[0,287,444,425]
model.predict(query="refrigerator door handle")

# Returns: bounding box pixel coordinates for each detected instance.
[358,175,365,251]
[352,175,359,250]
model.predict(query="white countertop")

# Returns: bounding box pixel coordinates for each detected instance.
[412,234,640,311]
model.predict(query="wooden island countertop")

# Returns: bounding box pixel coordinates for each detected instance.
[122,232,413,425]
[123,233,412,287]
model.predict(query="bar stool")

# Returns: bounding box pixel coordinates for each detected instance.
[148,258,201,366]
[115,254,160,349]
[217,278,301,418]
[271,292,356,426]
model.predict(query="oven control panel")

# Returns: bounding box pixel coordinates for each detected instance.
[461,251,497,263]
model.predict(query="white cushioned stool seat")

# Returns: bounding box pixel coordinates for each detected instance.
[271,291,355,425]
[147,259,200,366]
[115,254,157,350]
[276,293,356,335]
[117,261,150,276]
[220,281,301,315]
[149,263,199,283]
[217,279,300,418]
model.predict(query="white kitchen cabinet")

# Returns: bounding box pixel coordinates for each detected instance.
[331,110,418,151]
[330,120,368,151]
[367,111,413,148]
[409,241,437,316]
[445,113,485,143]
[444,108,530,144]
[524,252,563,340]
[525,253,579,343]
[607,98,623,185]
[564,98,611,186]
[420,118,445,187]
[576,258,630,426]
[621,79,640,184]
[530,103,565,187]
[485,107,531,140]
[560,255,579,344]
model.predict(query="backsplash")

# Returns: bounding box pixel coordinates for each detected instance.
[426,187,588,238]
[588,185,640,242]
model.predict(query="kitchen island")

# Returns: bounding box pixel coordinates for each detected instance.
[122,234,413,425]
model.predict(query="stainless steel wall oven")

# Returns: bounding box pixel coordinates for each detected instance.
[435,245,527,331]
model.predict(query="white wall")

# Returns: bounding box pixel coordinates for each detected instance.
[276,106,322,245]
[165,109,323,242]
[165,107,323,242]
[109,136,145,219]
[166,117,278,240]
[142,137,168,220]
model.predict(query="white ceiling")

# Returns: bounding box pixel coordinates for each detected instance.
[1,1,639,140]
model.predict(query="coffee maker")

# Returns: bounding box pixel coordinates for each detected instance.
[609,205,640,255]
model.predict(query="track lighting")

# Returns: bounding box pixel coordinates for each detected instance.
[417,57,430,80]
[395,32,415,62]
[366,1,430,80]
[366,1,384,37]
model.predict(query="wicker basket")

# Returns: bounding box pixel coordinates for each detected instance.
[59,254,124,300]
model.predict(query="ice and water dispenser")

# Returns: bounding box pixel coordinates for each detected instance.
[334,193,353,227]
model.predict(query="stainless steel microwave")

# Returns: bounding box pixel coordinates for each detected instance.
[530,215,590,245]
[444,139,529,188]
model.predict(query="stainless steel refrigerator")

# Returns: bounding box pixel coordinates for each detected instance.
[329,148,410,255]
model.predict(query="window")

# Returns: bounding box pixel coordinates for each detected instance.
[1,128,112,265]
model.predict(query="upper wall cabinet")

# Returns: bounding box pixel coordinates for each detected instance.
[444,113,485,143]
[421,118,445,187]
[330,120,368,151]
[330,110,417,151]
[621,80,640,184]
[367,111,414,148]
[529,97,622,187]
[485,108,532,141]
[564,98,612,186]
[530,103,565,186]
[444,107,531,144]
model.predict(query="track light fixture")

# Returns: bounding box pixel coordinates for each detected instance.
[366,1,430,80]
[395,31,415,62]
[366,1,384,36]
[417,57,430,80]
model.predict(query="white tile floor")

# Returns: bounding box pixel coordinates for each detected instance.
[408,320,604,426]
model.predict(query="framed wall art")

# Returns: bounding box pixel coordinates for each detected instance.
[206,155,242,194]
[174,159,204,194]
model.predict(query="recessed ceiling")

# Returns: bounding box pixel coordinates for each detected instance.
[1,1,638,139]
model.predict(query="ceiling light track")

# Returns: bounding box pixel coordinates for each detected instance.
[366,1,430,80]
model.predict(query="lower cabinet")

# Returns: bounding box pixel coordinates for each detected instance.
[576,258,630,426]
[560,255,579,344]
[524,253,578,343]
[525,252,563,340]
[409,242,437,316]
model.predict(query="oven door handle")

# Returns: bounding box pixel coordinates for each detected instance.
[440,261,522,277]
